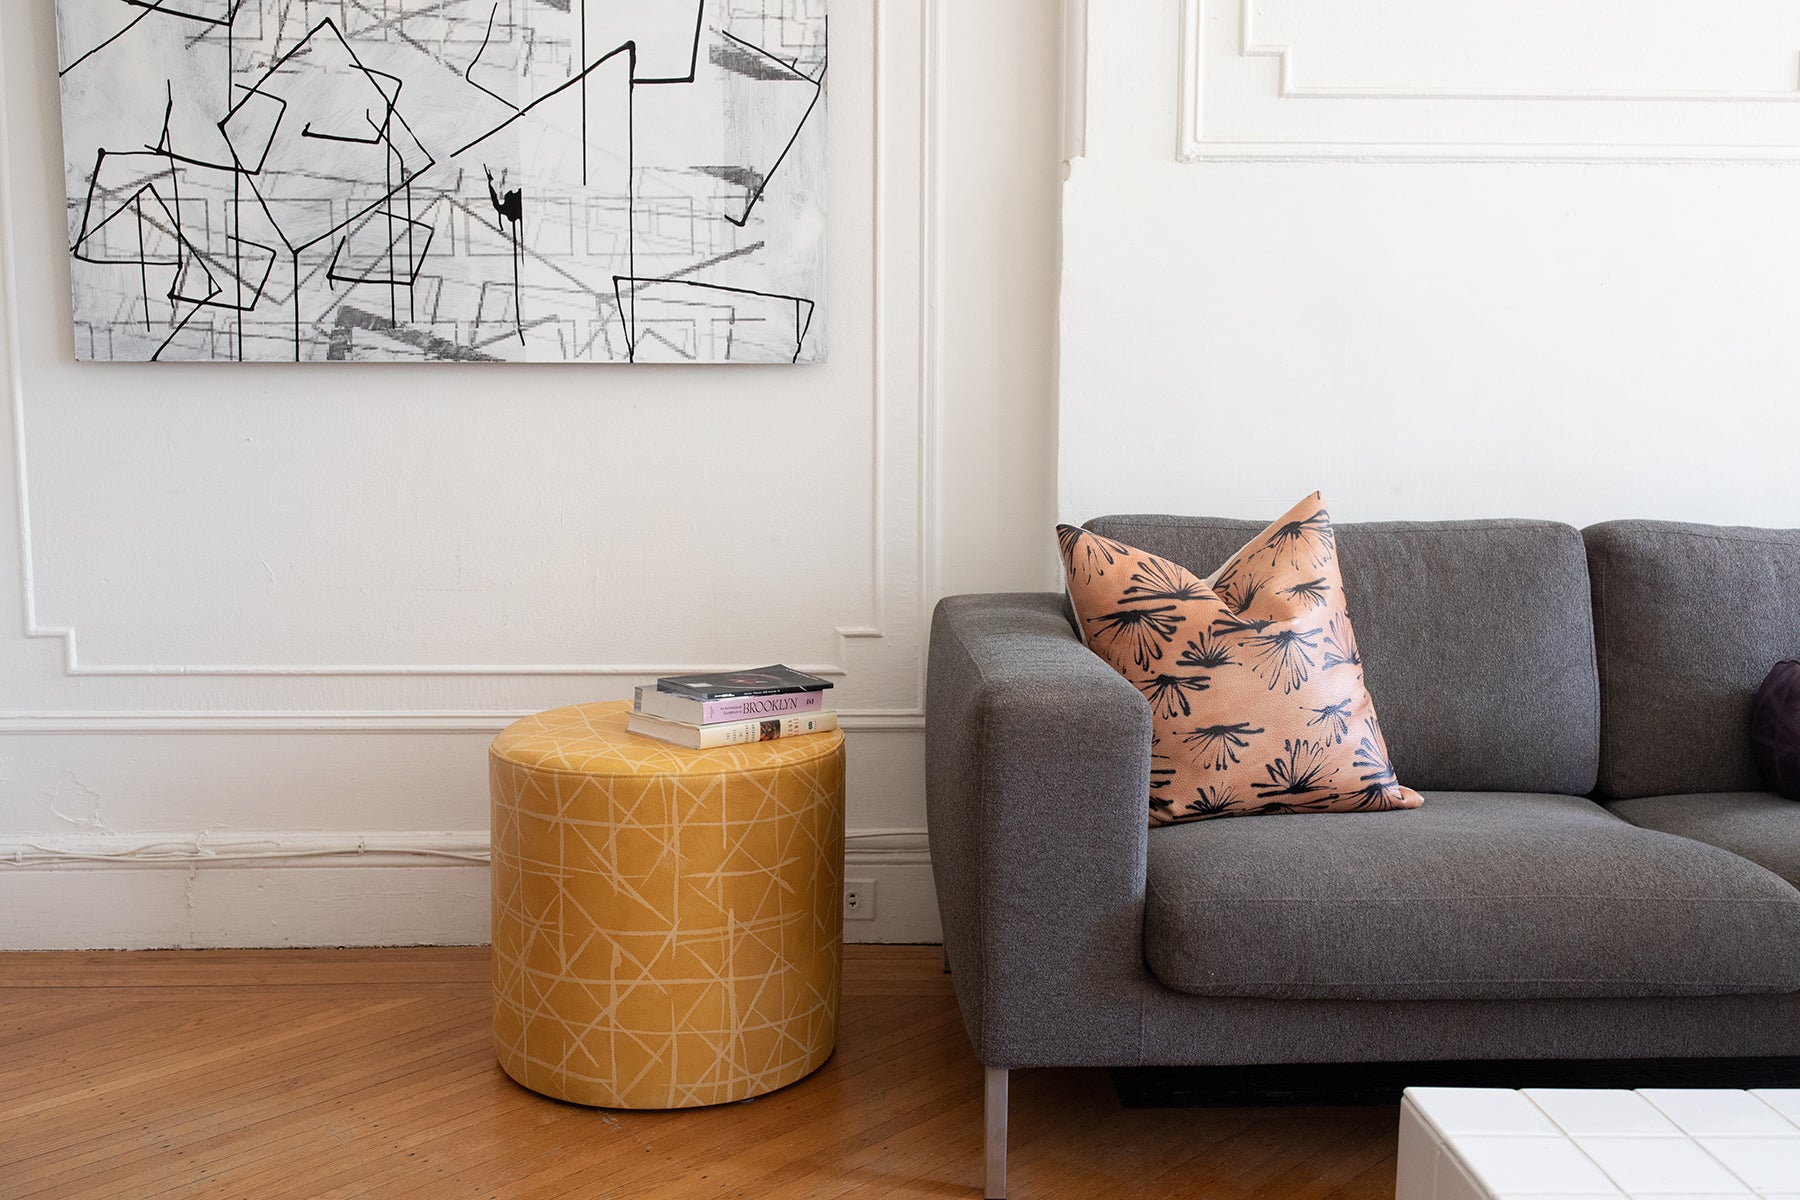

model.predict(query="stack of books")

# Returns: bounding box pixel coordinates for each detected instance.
[628,664,837,748]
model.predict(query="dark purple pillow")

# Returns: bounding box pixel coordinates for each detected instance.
[1751,660,1800,799]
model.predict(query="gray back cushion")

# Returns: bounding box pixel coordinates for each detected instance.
[1585,521,1800,799]
[1085,515,1599,795]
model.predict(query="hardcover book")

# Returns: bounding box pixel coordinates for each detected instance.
[627,710,840,750]
[655,665,834,701]
[634,686,825,726]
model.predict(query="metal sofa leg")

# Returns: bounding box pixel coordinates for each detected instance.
[985,1066,1008,1199]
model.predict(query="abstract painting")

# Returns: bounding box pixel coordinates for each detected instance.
[53,0,827,363]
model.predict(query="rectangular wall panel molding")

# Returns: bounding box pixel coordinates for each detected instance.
[1179,0,1800,161]
[0,0,941,724]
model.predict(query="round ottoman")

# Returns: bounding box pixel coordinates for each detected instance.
[488,700,844,1109]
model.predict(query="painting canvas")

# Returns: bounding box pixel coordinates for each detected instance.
[52,0,827,363]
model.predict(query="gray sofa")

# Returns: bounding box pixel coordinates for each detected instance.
[926,516,1800,1198]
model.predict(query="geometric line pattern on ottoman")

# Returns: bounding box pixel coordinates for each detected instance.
[489,701,844,1108]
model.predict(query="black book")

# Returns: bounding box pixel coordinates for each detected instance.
[655,664,834,701]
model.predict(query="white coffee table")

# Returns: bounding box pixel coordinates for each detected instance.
[1398,1087,1800,1198]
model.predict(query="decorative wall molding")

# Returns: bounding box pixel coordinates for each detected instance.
[1236,1,1800,103]
[1178,0,1800,163]
[2,831,494,870]
[0,0,942,722]
[0,41,29,654]
[0,709,926,733]
[914,0,946,716]
[1061,0,1089,163]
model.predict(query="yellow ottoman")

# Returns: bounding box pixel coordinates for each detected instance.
[488,700,844,1109]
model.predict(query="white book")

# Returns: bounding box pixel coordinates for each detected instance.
[626,710,840,749]
[632,683,824,725]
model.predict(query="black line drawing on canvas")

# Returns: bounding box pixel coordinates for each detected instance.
[54,0,827,363]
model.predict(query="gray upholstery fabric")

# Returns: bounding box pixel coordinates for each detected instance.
[1143,791,1800,1002]
[1131,991,1800,1069]
[1087,515,1599,795]
[1585,520,1800,799]
[926,593,1153,1064]
[1609,792,1800,888]
[925,582,1800,1074]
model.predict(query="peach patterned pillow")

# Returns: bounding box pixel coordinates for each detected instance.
[1057,493,1423,826]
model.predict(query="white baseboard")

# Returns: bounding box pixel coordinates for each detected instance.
[0,830,942,949]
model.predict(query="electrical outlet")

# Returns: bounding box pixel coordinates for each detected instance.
[843,878,877,921]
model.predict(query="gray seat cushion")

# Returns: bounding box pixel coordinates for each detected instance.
[1143,792,1800,1002]
[1585,520,1800,799]
[1086,516,1599,795]
[1608,792,1800,889]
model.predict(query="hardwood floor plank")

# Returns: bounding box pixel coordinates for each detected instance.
[1336,1149,1404,1200]
[0,998,331,1112]
[0,946,1398,1199]
[0,948,485,990]
[17,1003,489,1192]
[0,999,417,1129]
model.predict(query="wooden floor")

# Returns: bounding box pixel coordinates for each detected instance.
[0,946,1397,1199]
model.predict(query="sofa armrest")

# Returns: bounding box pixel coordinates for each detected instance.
[926,592,1153,1067]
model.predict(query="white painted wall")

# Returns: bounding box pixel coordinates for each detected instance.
[0,0,1062,948]
[1060,0,1800,530]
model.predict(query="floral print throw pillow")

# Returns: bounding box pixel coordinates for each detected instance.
[1057,492,1423,826]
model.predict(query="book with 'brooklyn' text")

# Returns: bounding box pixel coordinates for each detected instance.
[633,685,825,726]
[627,710,840,749]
